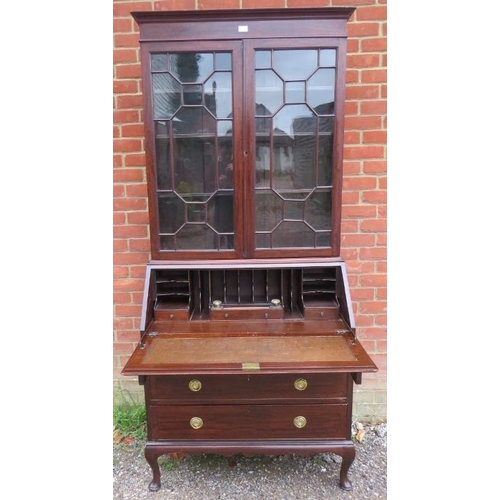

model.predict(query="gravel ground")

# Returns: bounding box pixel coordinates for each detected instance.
[113,423,387,499]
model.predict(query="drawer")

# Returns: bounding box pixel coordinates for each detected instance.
[148,373,348,403]
[150,404,348,440]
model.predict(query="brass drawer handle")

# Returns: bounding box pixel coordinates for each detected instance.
[293,416,307,428]
[294,378,308,391]
[189,379,202,392]
[190,417,203,429]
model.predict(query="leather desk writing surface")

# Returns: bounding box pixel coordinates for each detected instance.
[122,331,377,375]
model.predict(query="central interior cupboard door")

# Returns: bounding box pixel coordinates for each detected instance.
[243,38,346,258]
[144,40,245,259]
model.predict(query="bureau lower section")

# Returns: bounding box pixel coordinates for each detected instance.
[141,372,358,492]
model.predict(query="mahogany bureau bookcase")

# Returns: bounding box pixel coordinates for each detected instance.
[122,7,378,492]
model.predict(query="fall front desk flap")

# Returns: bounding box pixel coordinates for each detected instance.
[122,332,377,375]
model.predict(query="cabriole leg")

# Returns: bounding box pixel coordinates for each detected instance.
[338,445,355,490]
[144,445,163,492]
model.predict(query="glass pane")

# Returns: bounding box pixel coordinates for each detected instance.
[316,232,331,247]
[217,134,233,189]
[155,121,172,190]
[255,191,282,231]
[204,72,233,118]
[305,190,332,230]
[215,52,231,70]
[271,135,294,191]
[151,53,168,71]
[255,70,283,114]
[175,106,216,136]
[158,193,184,233]
[255,50,271,68]
[176,224,217,250]
[256,233,271,249]
[284,200,303,220]
[207,193,234,249]
[255,118,271,187]
[170,53,214,83]
[186,203,207,222]
[289,108,316,191]
[319,49,336,67]
[152,73,181,119]
[174,141,216,196]
[307,69,336,109]
[277,104,313,139]
[183,84,203,105]
[273,221,315,247]
[274,50,317,80]
[285,81,305,103]
[318,132,333,186]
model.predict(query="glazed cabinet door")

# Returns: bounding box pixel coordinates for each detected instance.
[244,38,347,258]
[141,40,245,259]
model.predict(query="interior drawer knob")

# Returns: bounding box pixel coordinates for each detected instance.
[293,416,307,428]
[189,379,202,392]
[190,417,204,429]
[294,378,308,391]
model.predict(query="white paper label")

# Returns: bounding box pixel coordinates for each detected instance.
[238,25,249,32]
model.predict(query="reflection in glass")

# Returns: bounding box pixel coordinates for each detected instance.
[204,72,233,119]
[215,52,231,70]
[285,81,305,103]
[208,192,234,249]
[255,50,271,68]
[255,118,271,187]
[170,53,214,83]
[256,233,271,249]
[255,191,282,231]
[316,232,331,247]
[151,53,168,71]
[186,203,207,222]
[318,133,333,186]
[183,84,203,105]
[284,200,303,220]
[158,193,184,233]
[153,73,181,119]
[176,224,217,250]
[319,49,336,67]
[274,50,317,80]
[307,69,335,108]
[273,221,315,247]
[289,107,316,191]
[305,190,332,230]
[255,70,283,114]
[155,121,172,190]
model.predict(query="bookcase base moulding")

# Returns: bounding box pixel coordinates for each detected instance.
[121,7,378,492]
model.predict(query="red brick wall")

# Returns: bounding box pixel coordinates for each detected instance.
[113,0,387,421]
